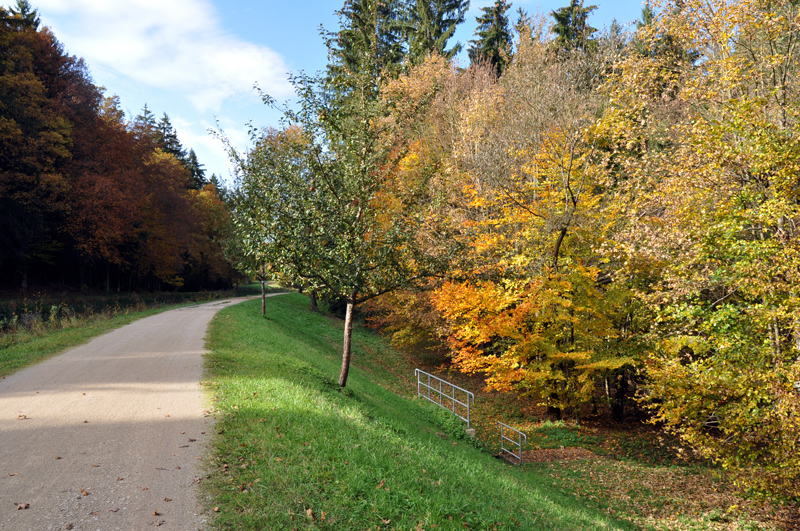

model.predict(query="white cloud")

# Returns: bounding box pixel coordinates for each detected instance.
[36,0,292,113]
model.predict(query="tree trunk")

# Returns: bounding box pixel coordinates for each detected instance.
[611,371,628,422]
[310,290,318,312]
[338,299,355,388]
[261,280,266,316]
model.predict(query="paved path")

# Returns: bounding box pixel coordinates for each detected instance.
[0,298,251,530]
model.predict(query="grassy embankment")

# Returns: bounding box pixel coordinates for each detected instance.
[203,294,635,530]
[203,294,795,531]
[0,284,268,377]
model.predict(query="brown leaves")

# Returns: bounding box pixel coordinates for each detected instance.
[79,489,90,497]
[14,502,29,510]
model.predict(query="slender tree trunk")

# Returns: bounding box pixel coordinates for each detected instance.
[338,299,355,388]
[310,290,318,312]
[553,226,568,272]
[261,280,266,316]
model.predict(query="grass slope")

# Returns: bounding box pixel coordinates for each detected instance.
[203,294,635,530]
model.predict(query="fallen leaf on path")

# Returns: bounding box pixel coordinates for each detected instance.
[17,415,27,420]
[164,498,172,502]
[89,511,99,515]
[116,477,124,481]
[152,510,161,516]
[213,507,220,513]
[66,524,73,529]
[14,502,29,510]
[80,489,89,497]
[82,420,88,423]
[109,508,119,512]
[188,438,196,442]
[7,473,18,477]
[56,456,61,460]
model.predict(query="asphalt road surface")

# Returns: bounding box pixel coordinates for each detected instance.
[0,297,252,530]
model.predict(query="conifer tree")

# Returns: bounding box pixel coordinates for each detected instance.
[468,0,513,75]
[9,0,39,30]
[133,104,157,141]
[326,0,405,82]
[551,0,597,53]
[156,113,186,161]
[185,149,206,190]
[403,0,470,63]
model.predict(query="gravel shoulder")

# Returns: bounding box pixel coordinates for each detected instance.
[0,297,253,531]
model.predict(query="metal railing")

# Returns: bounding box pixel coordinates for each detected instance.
[415,369,474,428]
[498,422,527,464]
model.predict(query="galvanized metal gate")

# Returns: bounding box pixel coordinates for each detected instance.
[415,369,474,428]
[497,421,527,464]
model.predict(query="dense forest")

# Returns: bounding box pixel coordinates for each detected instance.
[0,2,240,294]
[232,0,800,501]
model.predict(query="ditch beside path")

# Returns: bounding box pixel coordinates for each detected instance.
[0,296,262,530]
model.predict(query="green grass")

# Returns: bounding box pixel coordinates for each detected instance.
[202,294,636,530]
[0,285,272,377]
[0,304,189,377]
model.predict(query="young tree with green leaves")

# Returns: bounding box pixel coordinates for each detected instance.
[229,5,436,388]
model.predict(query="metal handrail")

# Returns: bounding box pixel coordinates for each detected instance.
[498,422,527,464]
[415,369,475,428]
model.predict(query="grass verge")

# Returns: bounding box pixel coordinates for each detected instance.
[202,294,636,530]
[0,285,270,377]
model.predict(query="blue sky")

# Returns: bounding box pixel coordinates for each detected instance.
[32,0,646,185]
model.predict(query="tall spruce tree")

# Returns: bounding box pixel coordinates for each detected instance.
[156,113,186,161]
[468,0,513,75]
[326,0,405,83]
[133,104,157,141]
[9,0,39,29]
[403,0,470,63]
[551,0,597,53]
[185,148,206,189]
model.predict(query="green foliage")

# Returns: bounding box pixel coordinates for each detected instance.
[403,0,469,63]
[550,0,597,53]
[203,295,635,530]
[468,0,513,75]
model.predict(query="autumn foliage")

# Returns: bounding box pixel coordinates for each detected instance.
[0,8,239,293]
[357,2,800,500]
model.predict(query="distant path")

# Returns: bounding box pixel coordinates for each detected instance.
[0,297,257,530]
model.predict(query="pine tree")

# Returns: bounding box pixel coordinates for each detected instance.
[133,104,157,141]
[403,0,470,63]
[185,149,206,190]
[156,113,186,161]
[468,0,513,75]
[326,0,405,82]
[9,0,40,30]
[551,0,597,53]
